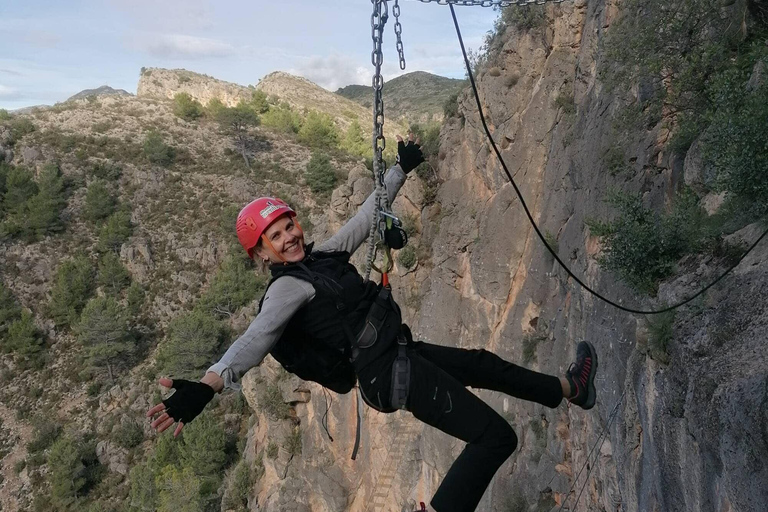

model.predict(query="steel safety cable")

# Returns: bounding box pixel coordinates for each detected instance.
[449,4,768,315]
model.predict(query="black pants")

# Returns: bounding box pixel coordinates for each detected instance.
[358,339,564,512]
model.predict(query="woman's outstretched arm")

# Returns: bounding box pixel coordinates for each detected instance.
[317,163,407,255]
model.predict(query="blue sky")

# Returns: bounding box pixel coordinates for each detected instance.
[0,0,499,110]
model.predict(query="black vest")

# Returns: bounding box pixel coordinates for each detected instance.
[264,248,380,393]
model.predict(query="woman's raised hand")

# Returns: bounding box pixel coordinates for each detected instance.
[396,132,424,174]
[146,377,216,437]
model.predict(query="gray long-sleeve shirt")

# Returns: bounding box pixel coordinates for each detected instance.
[207,165,408,390]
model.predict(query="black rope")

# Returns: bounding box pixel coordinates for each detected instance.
[449,4,767,315]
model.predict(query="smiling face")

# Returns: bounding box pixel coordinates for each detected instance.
[254,214,305,263]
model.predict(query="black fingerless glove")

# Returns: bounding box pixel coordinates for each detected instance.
[162,379,215,424]
[396,139,425,174]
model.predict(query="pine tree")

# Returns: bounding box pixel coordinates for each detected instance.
[195,253,264,319]
[157,310,227,379]
[3,310,44,367]
[97,252,131,296]
[48,436,86,509]
[77,296,134,381]
[25,163,66,239]
[49,255,95,328]
[84,180,116,223]
[97,209,132,253]
[0,281,21,338]
[155,466,204,512]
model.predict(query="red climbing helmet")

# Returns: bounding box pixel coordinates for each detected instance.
[236,197,296,259]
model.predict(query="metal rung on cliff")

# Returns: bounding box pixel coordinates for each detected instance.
[366,418,423,512]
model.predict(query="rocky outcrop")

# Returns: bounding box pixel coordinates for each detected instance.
[136,68,251,106]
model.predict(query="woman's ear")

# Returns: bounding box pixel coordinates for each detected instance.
[253,243,270,262]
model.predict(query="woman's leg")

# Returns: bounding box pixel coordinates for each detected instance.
[411,341,564,409]
[405,349,518,512]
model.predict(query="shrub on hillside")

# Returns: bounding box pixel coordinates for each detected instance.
[97,252,131,296]
[173,93,204,121]
[178,412,227,490]
[217,104,261,168]
[587,191,705,293]
[443,91,460,119]
[260,103,301,134]
[2,166,38,214]
[305,152,337,195]
[97,209,132,253]
[248,90,270,114]
[77,296,135,381]
[195,253,265,319]
[205,97,226,119]
[340,119,371,158]
[49,255,95,328]
[143,130,175,166]
[84,180,116,223]
[501,4,547,31]
[157,310,227,378]
[297,111,339,148]
[112,420,144,449]
[47,435,101,510]
[5,117,36,145]
[0,109,11,121]
[156,466,204,512]
[2,164,66,241]
[0,281,21,338]
[3,310,45,367]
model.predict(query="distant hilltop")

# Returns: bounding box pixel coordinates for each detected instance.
[66,85,132,102]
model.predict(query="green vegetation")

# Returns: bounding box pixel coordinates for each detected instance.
[112,420,144,450]
[47,435,101,509]
[222,460,251,511]
[397,245,417,269]
[521,331,547,365]
[173,93,204,121]
[587,191,705,293]
[260,103,301,134]
[216,104,261,168]
[500,4,547,32]
[49,254,95,328]
[97,252,131,295]
[340,119,370,158]
[0,109,10,121]
[260,382,290,420]
[27,418,62,454]
[127,411,229,512]
[0,281,21,339]
[76,296,135,381]
[297,111,339,148]
[195,253,265,319]
[305,152,337,195]
[0,163,65,241]
[644,309,676,364]
[603,0,768,207]
[205,97,226,119]
[84,180,116,223]
[283,427,302,457]
[97,209,132,253]
[246,90,270,114]
[3,117,36,146]
[3,310,45,367]
[157,310,227,379]
[143,130,176,166]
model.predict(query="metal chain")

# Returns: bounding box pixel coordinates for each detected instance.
[393,0,406,70]
[415,0,566,5]
[365,0,390,281]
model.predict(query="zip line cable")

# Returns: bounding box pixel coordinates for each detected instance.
[448,4,768,315]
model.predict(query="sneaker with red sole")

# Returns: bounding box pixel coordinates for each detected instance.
[566,341,598,409]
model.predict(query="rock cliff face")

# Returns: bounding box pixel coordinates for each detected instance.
[244,1,768,511]
[137,68,251,106]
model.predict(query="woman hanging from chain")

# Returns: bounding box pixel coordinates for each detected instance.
[147,134,598,512]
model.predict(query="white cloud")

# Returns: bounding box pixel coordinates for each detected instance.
[134,34,236,59]
[290,54,373,91]
[0,84,22,100]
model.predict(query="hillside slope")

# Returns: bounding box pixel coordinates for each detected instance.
[336,71,465,124]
